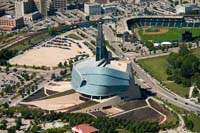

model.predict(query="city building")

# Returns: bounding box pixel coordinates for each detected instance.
[84,3,101,15]
[72,23,140,100]
[95,0,108,4]
[15,0,36,17]
[34,0,48,16]
[101,4,117,14]
[15,0,49,17]
[0,9,5,17]
[176,3,200,14]
[0,15,24,31]
[23,11,42,21]
[52,0,67,12]
[135,0,157,4]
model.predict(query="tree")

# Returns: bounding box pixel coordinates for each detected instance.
[64,61,68,67]
[198,97,200,103]
[0,120,8,130]
[51,73,56,80]
[185,118,194,131]
[6,66,9,74]
[179,45,189,56]
[13,68,17,72]
[5,85,12,94]
[31,125,41,133]
[7,126,16,133]
[48,27,56,36]
[58,62,63,68]
[85,16,90,21]
[3,102,9,108]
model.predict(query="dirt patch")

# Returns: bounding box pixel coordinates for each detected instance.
[149,99,175,123]
[119,100,147,111]
[135,28,142,41]
[143,28,169,35]
[115,107,163,123]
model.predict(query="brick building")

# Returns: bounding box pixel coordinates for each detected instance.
[0,16,24,31]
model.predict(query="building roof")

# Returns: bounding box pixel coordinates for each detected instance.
[72,124,98,133]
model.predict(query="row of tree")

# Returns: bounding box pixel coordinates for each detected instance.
[167,46,200,88]
[0,106,160,133]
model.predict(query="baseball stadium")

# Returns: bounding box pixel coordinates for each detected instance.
[126,16,200,42]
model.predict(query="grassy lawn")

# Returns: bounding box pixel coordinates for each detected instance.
[138,55,169,81]
[67,33,83,40]
[192,48,200,58]
[40,89,75,100]
[138,55,190,97]
[78,101,98,110]
[185,113,200,132]
[9,33,49,51]
[138,27,200,42]
[166,103,200,132]
[164,82,189,97]
[116,129,131,133]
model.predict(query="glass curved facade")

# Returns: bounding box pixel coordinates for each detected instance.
[71,59,130,97]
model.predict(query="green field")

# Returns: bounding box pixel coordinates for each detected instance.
[138,56,169,82]
[138,48,200,97]
[167,103,200,132]
[138,27,200,42]
[9,33,49,51]
[67,33,83,40]
[138,55,189,97]
[185,113,200,132]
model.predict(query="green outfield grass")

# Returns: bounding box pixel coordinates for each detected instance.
[138,27,200,42]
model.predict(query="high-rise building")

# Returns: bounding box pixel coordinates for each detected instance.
[84,3,101,15]
[52,0,67,12]
[15,0,35,17]
[34,0,48,16]
[15,0,50,17]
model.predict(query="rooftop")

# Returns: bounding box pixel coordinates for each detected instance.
[72,124,98,133]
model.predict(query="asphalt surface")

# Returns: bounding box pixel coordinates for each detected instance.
[132,61,200,114]
[103,23,200,114]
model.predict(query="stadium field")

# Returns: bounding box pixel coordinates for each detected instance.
[138,27,200,42]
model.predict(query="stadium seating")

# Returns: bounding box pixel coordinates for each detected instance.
[127,17,200,30]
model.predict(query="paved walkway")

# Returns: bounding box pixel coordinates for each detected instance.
[189,86,194,98]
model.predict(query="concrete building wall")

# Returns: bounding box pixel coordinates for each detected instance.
[52,0,67,12]
[72,59,130,97]
[0,17,24,31]
[84,3,101,15]
[15,0,35,17]
[74,96,124,113]
[34,0,48,16]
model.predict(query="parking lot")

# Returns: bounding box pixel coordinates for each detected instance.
[9,32,93,67]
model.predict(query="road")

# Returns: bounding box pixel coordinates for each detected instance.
[103,25,124,57]
[131,61,200,113]
[103,23,200,114]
